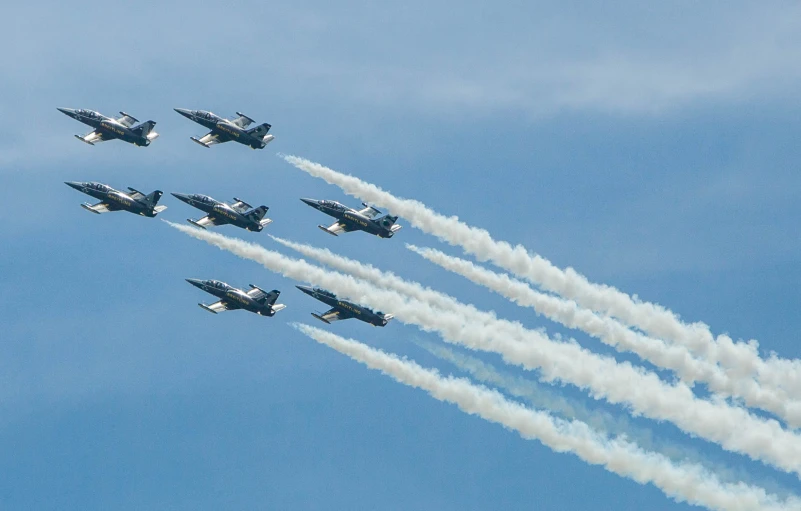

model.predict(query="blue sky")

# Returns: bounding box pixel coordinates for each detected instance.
[2,2,801,509]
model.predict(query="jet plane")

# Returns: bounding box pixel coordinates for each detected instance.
[65,181,167,217]
[57,108,158,146]
[171,193,272,232]
[300,198,402,238]
[186,279,286,316]
[174,108,274,149]
[296,285,394,326]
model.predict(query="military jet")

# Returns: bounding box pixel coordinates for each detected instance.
[300,198,402,238]
[65,181,167,217]
[174,108,274,149]
[186,279,286,316]
[57,108,158,146]
[171,193,272,232]
[296,285,394,326]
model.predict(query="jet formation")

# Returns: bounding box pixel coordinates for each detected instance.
[172,193,272,232]
[301,198,402,238]
[65,181,167,217]
[61,106,398,325]
[174,108,274,149]
[58,108,158,146]
[186,279,286,316]
[296,286,394,327]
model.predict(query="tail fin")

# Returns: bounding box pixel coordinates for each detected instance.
[261,289,281,306]
[246,122,271,137]
[132,120,157,138]
[246,206,269,222]
[144,190,163,207]
[378,215,398,229]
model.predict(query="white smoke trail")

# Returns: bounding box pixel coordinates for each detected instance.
[280,154,801,397]
[417,340,795,497]
[294,323,799,511]
[405,244,801,427]
[167,222,801,477]
[271,234,801,428]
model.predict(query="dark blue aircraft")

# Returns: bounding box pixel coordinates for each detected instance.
[186,279,286,316]
[57,108,158,146]
[171,193,272,232]
[65,181,167,217]
[300,198,402,238]
[296,285,394,326]
[174,108,274,149]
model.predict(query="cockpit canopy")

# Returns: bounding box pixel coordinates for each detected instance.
[76,109,98,117]
[207,280,227,289]
[319,200,345,211]
[86,182,110,192]
[314,288,337,299]
[192,194,214,204]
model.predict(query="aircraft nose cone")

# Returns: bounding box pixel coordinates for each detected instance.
[174,108,193,119]
[171,192,192,203]
[64,181,82,190]
[185,278,204,288]
[300,198,319,208]
[57,107,77,117]
[295,285,314,295]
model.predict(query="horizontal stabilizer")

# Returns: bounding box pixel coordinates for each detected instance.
[153,205,168,213]
[259,218,273,227]
[311,313,332,324]
[190,136,210,148]
[271,304,287,313]
[318,225,339,236]
[80,203,102,214]
[390,224,403,232]
[199,303,218,314]
[187,219,208,229]
[74,134,95,145]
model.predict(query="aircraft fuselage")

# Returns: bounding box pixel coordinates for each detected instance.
[187,279,277,316]
[301,199,400,238]
[296,285,390,326]
[171,193,268,231]
[65,181,161,217]
[174,109,274,149]
[58,108,154,146]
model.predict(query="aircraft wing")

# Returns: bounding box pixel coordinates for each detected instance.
[356,204,382,219]
[80,201,121,214]
[311,307,354,324]
[75,129,111,145]
[188,214,229,229]
[319,221,358,236]
[190,131,231,148]
[116,112,139,128]
[230,112,255,129]
[230,198,252,214]
[126,187,145,200]
[247,285,279,304]
[246,287,267,301]
[199,299,238,314]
